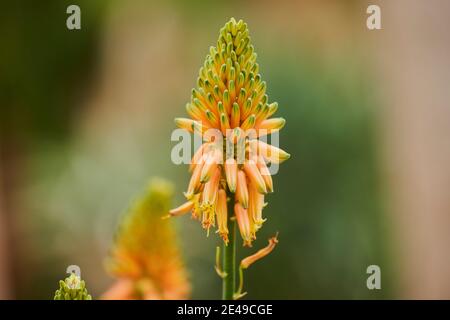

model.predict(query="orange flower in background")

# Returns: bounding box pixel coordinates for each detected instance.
[103,179,190,300]
[170,18,290,247]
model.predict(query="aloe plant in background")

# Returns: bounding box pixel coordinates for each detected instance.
[102,179,190,300]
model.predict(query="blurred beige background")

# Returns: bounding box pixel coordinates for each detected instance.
[0,0,449,299]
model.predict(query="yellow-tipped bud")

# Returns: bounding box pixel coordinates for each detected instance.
[242,98,252,119]
[205,109,219,128]
[250,140,291,164]
[241,114,256,130]
[220,113,230,134]
[229,80,236,101]
[174,118,196,133]
[231,102,240,128]
[258,118,285,132]
[237,88,246,106]
[223,90,231,113]
[266,102,278,118]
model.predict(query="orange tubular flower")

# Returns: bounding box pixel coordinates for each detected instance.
[236,170,249,209]
[171,18,290,246]
[224,158,237,193]
[240,235,279,269]
[235,203,253,247]
[216,189,229,244]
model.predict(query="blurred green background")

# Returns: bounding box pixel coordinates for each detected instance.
[2,0,448,300]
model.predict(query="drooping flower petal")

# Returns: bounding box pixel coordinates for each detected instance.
[240,235,278,269]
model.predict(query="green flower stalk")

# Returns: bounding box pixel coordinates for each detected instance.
[170,18,287,299]
[54,273,92,300]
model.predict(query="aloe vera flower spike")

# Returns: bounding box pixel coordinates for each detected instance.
[170,18,289,299]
